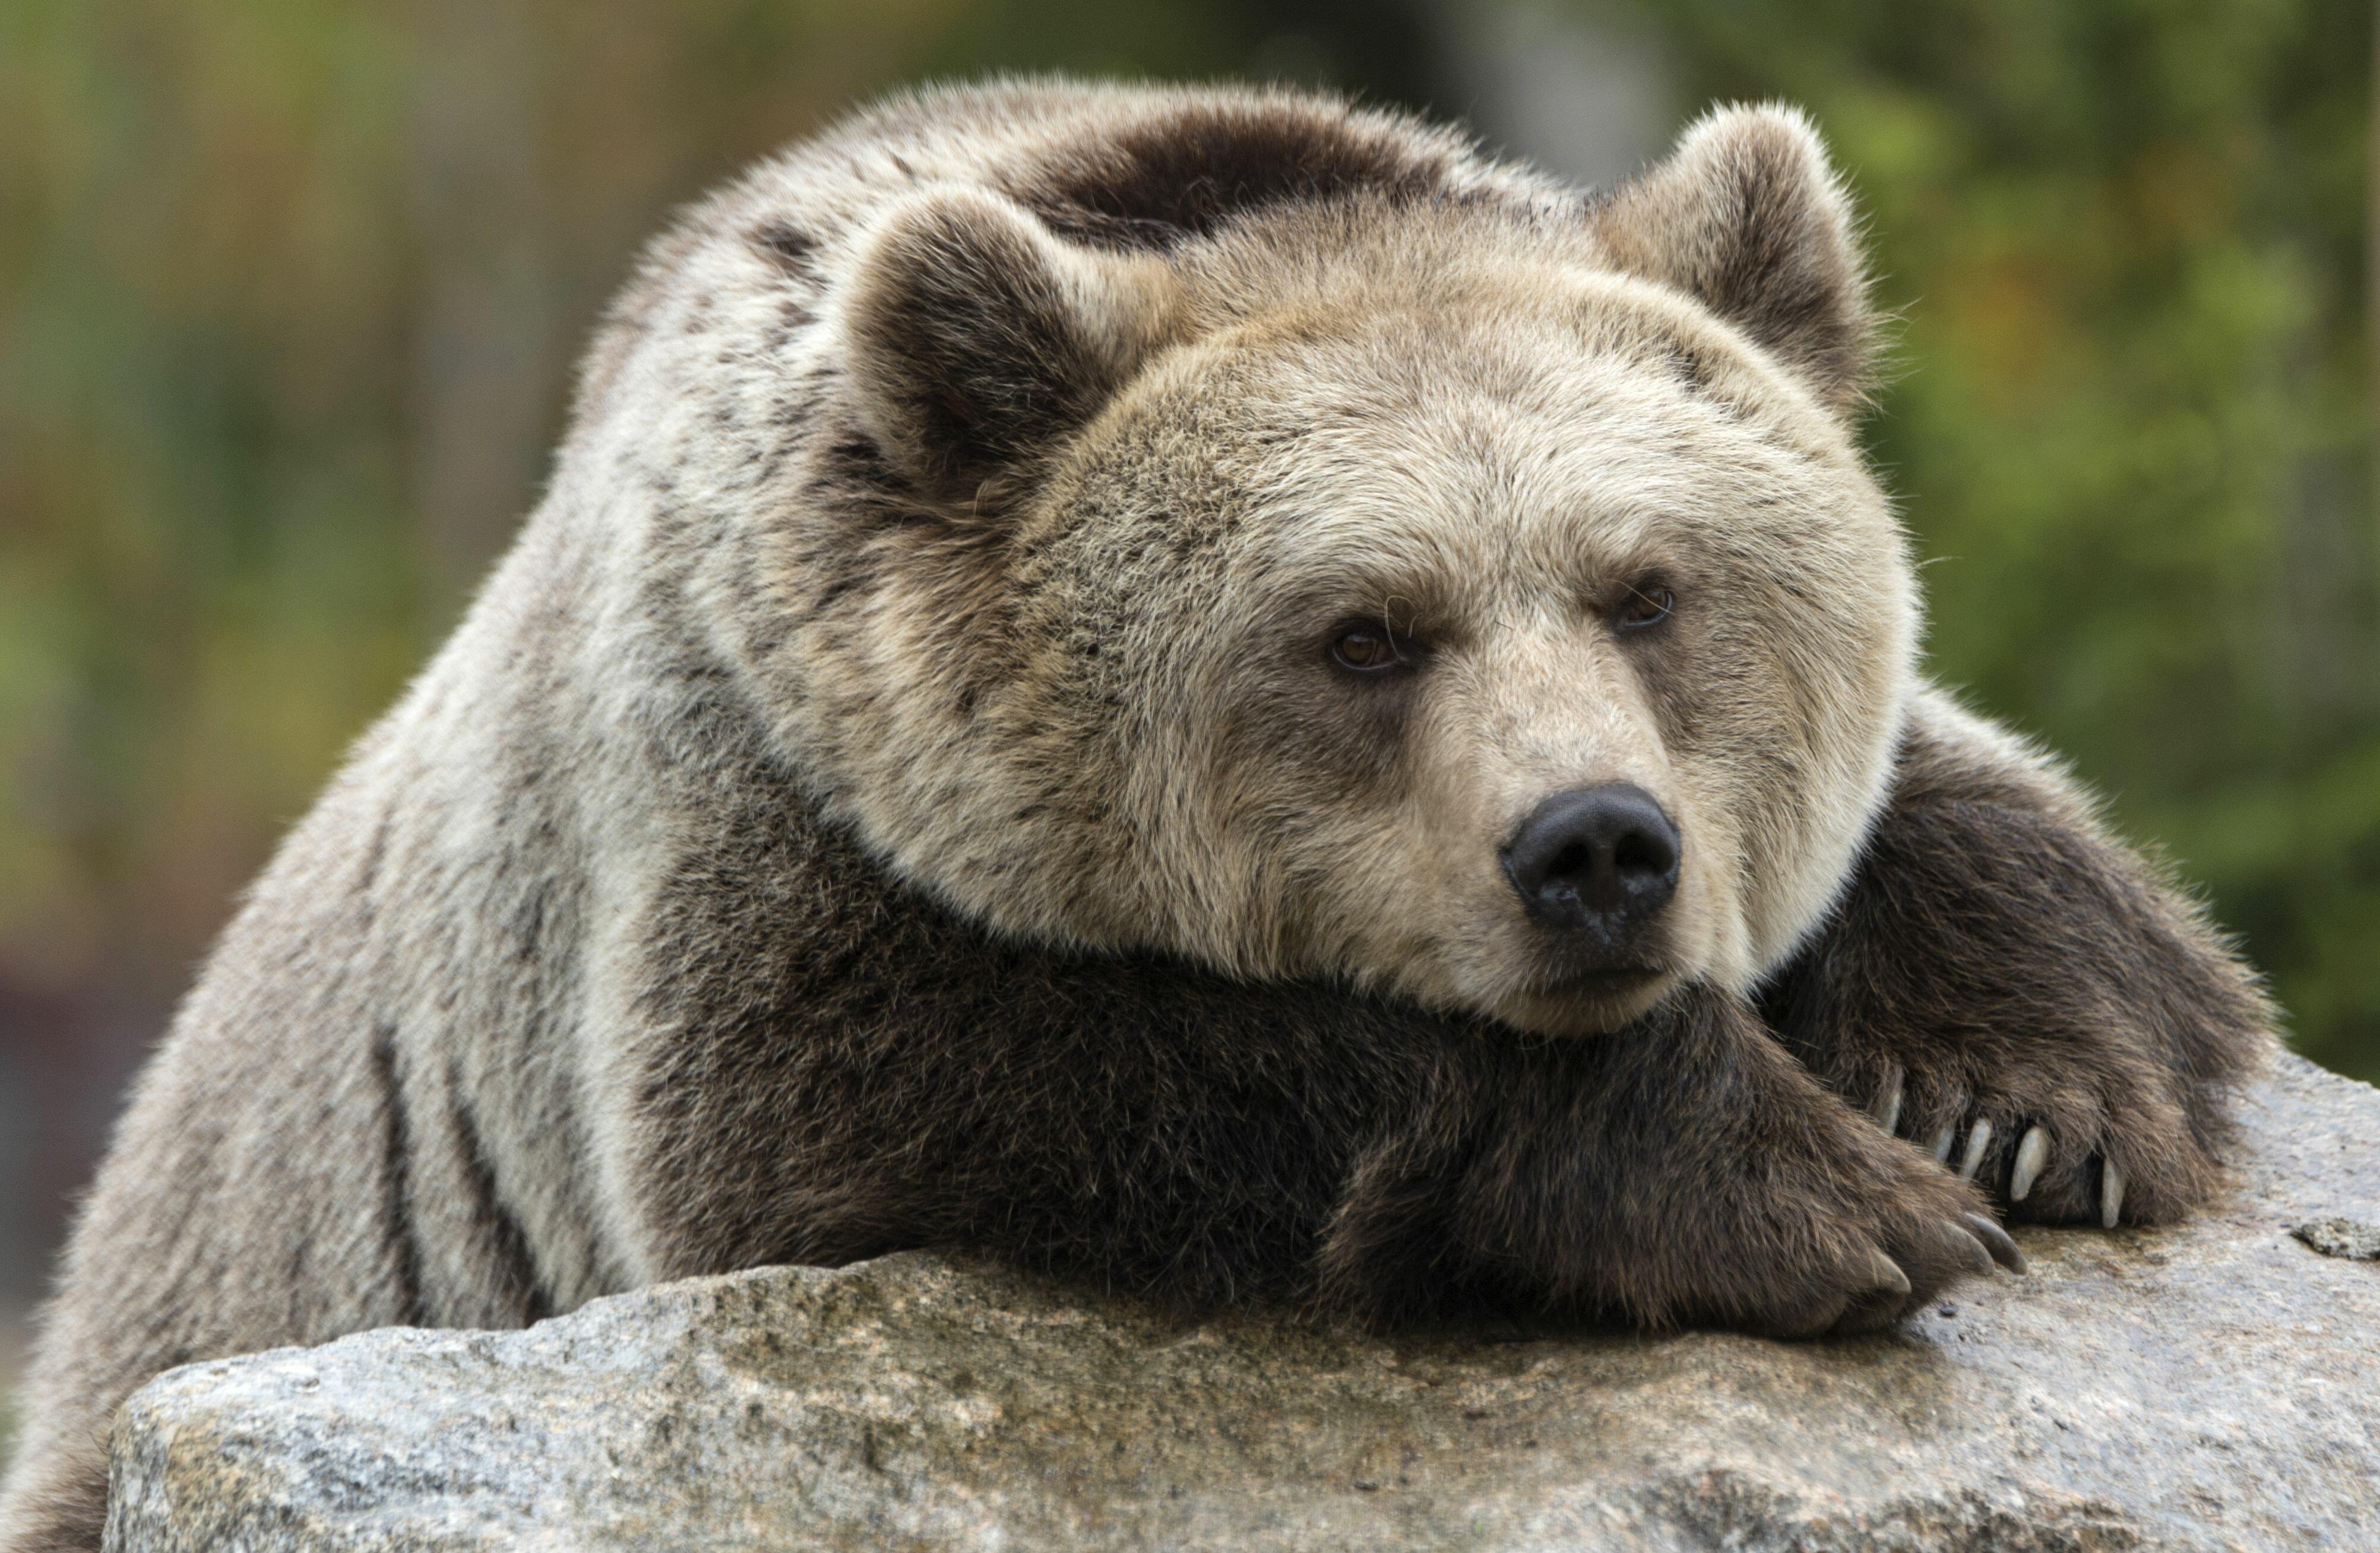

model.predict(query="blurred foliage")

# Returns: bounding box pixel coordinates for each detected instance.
[1602,0,2380,1076]
[0,0,2372,1207]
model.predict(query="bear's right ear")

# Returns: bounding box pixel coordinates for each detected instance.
[839,189,1180,505]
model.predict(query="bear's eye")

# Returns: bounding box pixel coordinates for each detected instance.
[1328,623,1418,674]
[1613,581,1675,632]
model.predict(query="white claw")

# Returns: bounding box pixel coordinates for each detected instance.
[1929,1123,1958,1163]
[2009,1126,2050,1202]
[1958,1119,1994,1180]
[2102,1160,2126,1229]
[1869,1066,1904,1136]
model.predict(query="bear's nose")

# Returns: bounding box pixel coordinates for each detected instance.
[1501,784,1681,935]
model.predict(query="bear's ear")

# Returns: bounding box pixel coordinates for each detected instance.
[1593,104,1877,415]
[840,189,1180,504]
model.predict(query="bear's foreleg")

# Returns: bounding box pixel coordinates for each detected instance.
[1316,982,2022,1337]
[1759,690,2277,1227]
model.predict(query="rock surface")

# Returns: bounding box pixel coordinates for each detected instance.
[107,1053,2380,1552]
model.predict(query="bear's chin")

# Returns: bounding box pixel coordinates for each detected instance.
[1488,967,1681,1038]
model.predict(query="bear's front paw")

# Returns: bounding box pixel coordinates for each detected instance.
[1841,1040,2222,1230]
[1372,988,2032,1340]
[1699,1096,2024,1339]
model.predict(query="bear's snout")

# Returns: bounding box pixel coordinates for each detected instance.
[1501,784,1682,952]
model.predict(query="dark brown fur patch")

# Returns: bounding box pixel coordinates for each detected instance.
[1024,103,1459,250]
[750,220,818,275]
[444,1064,556,1324]
[1695,145,1869,397]
[371,1023,429,1327]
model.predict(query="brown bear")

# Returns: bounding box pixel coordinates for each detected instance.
[0,80,2271,1552]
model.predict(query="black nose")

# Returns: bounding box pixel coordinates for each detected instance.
[1501,784,1681,934]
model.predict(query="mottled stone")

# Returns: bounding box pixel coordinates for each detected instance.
[2289,1216,2380,1260]
[107,1054,2380,1552]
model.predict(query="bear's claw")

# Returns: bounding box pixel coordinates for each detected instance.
[1857,1071,2156,1231]
[1862,1244,1913,1298]
[1961,1210,2027,1273]
[2009,1126,2050,1201]
[1823,1212,2017,1335]
[1867,1063,1904,1133]
[1957,1119,1994,1180]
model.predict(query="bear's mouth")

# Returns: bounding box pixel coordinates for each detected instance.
[1488,959,1677,1036]
[1531,965,1666,999]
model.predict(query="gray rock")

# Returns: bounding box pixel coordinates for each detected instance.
[2290,1216,2380,1260]
[107,1053,2380,1552]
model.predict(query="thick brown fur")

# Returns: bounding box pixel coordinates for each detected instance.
[1,81,2272,1552]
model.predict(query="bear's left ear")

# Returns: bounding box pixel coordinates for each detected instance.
[840,188,1182,505]
[1593,104,1877,415]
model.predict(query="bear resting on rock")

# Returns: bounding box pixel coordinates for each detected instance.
[0,80,2273,1552]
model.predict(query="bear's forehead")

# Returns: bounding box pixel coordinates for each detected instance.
[1071,297,1841,582]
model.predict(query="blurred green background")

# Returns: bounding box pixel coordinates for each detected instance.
[0,0,2373,1371]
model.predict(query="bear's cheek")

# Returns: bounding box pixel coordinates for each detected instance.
[1632,585,1892,981]
[1180,658,1444,959]
[1208,651,1419,808]
[1660,790,1756,988]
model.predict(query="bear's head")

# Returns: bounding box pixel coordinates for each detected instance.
[783,102,1913,1037]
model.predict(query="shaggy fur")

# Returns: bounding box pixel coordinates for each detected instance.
[0,81,2270,1552]
[1761,690,2270,1224]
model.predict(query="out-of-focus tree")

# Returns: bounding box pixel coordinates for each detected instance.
[1586,0,2380,1078]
